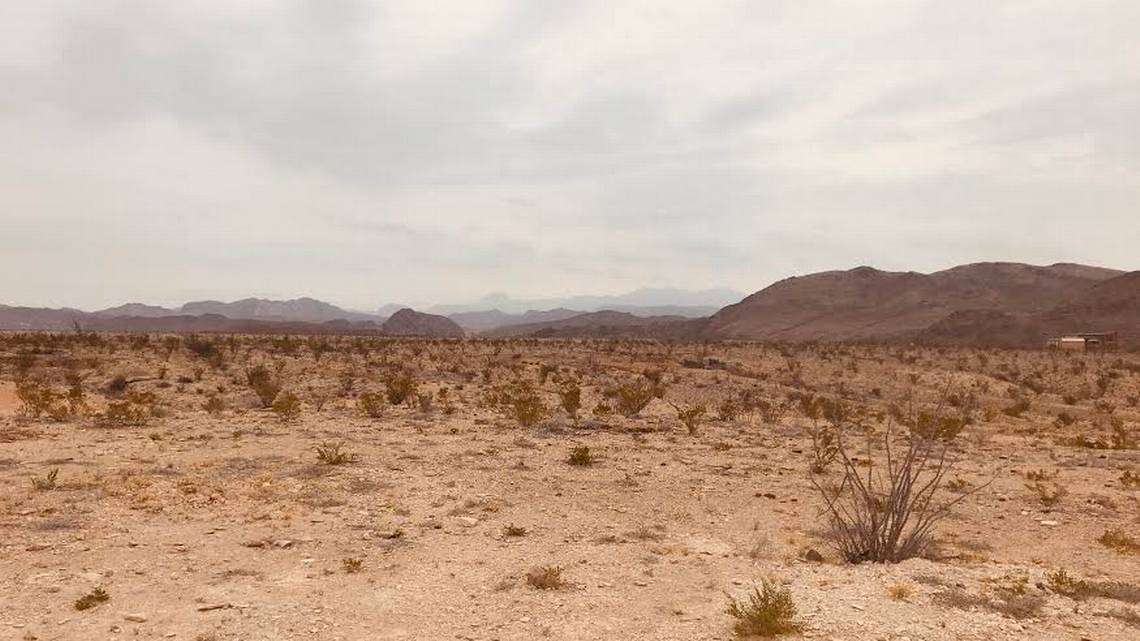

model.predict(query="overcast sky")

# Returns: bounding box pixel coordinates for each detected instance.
[2,1,1138,311]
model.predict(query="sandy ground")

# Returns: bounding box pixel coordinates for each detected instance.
[1,337,1138,641]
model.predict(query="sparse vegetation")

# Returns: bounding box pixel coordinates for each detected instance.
[567,445,595,466]
[724,578,803,637]
[74,587,110,611]
[316,442,355,465]
[526,565,568,590]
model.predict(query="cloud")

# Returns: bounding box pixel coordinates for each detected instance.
[1,0,1137,309]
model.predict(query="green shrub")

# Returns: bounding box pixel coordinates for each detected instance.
[725,578,802,637]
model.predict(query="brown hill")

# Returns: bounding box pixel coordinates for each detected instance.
[707,262,1122,342]
[483,310,704,338]
[381,309,465,337]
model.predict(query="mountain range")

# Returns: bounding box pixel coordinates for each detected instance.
[1,265,1136,346]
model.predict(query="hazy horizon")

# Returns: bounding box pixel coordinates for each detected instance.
[4,1,1139,310]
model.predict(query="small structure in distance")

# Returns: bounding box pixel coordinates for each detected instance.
[1046,332,1118,351]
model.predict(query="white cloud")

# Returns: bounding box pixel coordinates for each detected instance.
[1,0,1137,309]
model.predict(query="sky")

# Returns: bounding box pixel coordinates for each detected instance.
[2,1,1139,311]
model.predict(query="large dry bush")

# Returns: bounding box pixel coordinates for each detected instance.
[811,399,986,563]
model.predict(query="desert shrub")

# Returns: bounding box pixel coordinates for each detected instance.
[358,392,386,418]
[1098,528,1140,555]
[526,565,567,590]
[724,578,802,637]
[342,557,364,573]
[316,442,355,465]
[204,395,225,416]
[416,392,434,414]
[16,379,69,420]
[1121,470,1140,490]
[567,445,595,466]
[1025,473,1067,507]
[615,381,655,417]
[1109,417,1135,450]
[811,412,983,563]
[31,468,59,491]
[911,411,966,441]
[74,587,110,611]
[887,581,913,601]
[1044,569,1140,603]
[503,523,527,537]
[99,390,155,426]
[246,365,280,408]
[488,380,546,427]
[272,391,302,421]
[558,380,582,421]
[385,373,417,405]
[1002,398,1031,418]
[670,402,706,435]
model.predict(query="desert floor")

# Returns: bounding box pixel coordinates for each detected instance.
[1,335,1138,640]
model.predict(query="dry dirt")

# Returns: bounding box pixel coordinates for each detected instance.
[1,335,1138,641]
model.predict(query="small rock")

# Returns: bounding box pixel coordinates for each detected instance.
[804,548,825,563]
[457,517,478,528]
[123,614,147,623]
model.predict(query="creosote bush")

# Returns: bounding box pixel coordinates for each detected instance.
[615,381,655,417]
[385,373,418,405]
[558,380,582,422]
[488,379,546,427]
[724,578,803,637]
[246,365,281,408]
[272,391,302,421]
[567,445,595,466]
[358,391,386,418]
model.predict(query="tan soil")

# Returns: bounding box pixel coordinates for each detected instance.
[1,337,1137,640]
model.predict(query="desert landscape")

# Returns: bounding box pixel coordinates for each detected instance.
[2,331,1137,640]
[5,2,1139,640]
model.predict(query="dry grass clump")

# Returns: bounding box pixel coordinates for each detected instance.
[526,565,568,590]
[342,557,364,573]
[724,578,803,637]
[503,523,527,537]
[887,581,913,601]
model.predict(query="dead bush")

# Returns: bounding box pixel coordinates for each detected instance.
[811,409,985,563]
